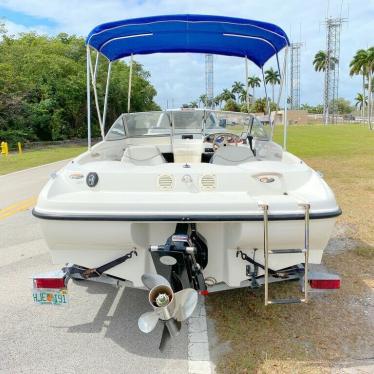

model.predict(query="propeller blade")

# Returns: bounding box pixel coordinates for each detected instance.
[159,323,170,352]
[173,288,198,322]
[159,319,181,351]
[138,311,159,333]
[165,318,181,337]
[142,273,170,290]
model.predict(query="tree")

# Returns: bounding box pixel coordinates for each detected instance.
[249,97,277,114]
[247,75,261,101]
[220,89,235,103]
[364,76,374,92]
[223,99,239,112]
[0,31,159,143]
[238,89,251,104]
[349,47,374,127]
[199,94,208,108]
[313,50,338,72]
[264,68,280,103]
[301,103,324,114]
[213,94,222,109]
[355,93,367,111]
[231,81,244,103]
[334,98,353,114]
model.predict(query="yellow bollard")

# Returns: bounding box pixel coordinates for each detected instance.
[1,141,8,157]
[18,142,23,155]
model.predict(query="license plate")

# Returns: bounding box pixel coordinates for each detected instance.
[32,288,68,305]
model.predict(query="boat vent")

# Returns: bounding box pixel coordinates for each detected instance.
[158,174,174,191]
[200,174,217,191]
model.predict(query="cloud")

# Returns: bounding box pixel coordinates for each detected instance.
[0,0,372,106]
[1,18,51,35]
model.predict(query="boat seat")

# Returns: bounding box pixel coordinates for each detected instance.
[211,145,254,165]
[121,145,166,165]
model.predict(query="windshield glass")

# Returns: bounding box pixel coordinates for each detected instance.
[172,110,204,134]
[124,112,170,136]
[105,110,270,140]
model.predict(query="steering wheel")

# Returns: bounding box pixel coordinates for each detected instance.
[212,133,242,150]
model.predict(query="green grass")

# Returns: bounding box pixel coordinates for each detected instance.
[208,123,374,373]
[273,123,374,158]
[0,146,86,175]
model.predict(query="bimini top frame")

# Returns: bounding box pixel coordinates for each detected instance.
[85,14,290,149]
[86,14,289,67]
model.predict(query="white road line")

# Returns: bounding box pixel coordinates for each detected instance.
[187,297,214,374]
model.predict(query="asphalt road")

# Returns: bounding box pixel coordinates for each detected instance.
[0,161,191,374]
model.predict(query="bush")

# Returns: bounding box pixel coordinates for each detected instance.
[223,99,240,112]
[0,129,36,147]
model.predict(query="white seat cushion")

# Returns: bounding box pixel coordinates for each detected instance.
[121,145,165,166]
[211,145,254,165]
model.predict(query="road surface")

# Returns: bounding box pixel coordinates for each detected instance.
[0,161,211,374]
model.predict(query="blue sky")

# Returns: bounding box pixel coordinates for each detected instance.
[0,0,373,108]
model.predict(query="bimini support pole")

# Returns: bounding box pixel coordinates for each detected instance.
[93,52,99,83]
[283,47,289,150]
[270,49,288,139]
[88,52,104,139]
[102,62,112,132]
[245,56,250,113]
[86,46,92,150]
[261,67,271,127]
[127,54,133,113]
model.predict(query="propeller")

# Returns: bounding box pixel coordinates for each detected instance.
[138,273,198,351]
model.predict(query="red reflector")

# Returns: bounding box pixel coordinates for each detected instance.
[310,279,340,289]
[199,290,209,296]
[34,278,65,289]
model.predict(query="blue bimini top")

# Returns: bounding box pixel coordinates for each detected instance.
[86,14,290,67]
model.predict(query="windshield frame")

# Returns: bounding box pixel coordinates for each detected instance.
[104,110,270,141]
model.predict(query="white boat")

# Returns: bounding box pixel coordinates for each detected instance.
[33,14,341,344]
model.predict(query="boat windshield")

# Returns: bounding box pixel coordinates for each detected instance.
[105,110,270,141]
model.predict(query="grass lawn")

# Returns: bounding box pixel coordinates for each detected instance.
[208,123,374,373]
[0,146,87,175]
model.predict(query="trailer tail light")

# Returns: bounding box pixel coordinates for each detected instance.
[33,277,66,289]
[309,279,340,289]
[32,270,69,305]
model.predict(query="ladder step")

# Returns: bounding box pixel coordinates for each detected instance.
[268,298,304,305]
[269,249,305,254]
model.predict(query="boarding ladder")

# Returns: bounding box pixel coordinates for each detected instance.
[259,202,310,305]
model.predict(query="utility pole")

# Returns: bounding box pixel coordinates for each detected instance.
[205,54,214,109]
[290,42,302,109]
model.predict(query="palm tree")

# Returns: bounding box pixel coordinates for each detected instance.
[214,94,222,109]
[231,81,245,103]
[247,75,261,101]
[313,50,338,72]
[220,89,235,103]
[350,49,369,118]
[199,94,208,108]
[350,47,374,126]
[264,68,280,103]
[355,93,367,111]
[238,89,251,104]
[189,101,198,108]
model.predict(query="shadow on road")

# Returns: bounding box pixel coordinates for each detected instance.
[66,280,188,359]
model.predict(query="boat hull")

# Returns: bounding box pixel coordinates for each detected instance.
[36,216,338,288]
